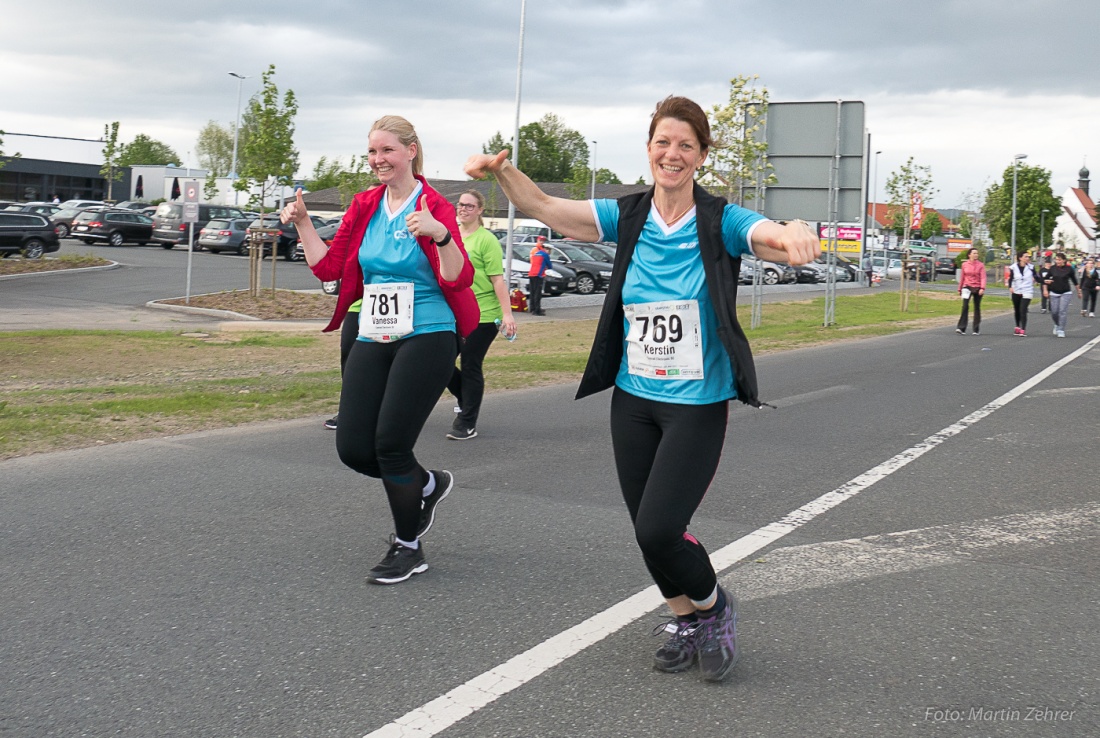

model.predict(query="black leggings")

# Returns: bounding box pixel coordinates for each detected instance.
[447,322,498,429]
[609,387,729,602]
[336,331,457,541]
[1011,293,1031,330]
[957,292,983,333]
[1082,288,1098,313]
[339,309,359,375]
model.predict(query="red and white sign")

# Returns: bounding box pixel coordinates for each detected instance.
[819,224,863,241]
[910,191,924,229]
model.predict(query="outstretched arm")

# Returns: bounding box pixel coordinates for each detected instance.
[749,220,821,266]
[465,151,600,242]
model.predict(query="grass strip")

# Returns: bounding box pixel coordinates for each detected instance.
[0,291,1009,459]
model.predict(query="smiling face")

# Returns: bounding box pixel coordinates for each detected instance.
[367,129,416,185]
[456,193,483,226]
[647,117,707,193]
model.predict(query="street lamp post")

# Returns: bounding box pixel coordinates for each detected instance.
[869,150,881,286]
[1010,153,1027,258]
[590,140,597,199]
[229,72,248,206]
[1040,208,1049,256]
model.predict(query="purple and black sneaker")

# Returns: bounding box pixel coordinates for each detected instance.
[695,586,739,682]
[652,616,699,673]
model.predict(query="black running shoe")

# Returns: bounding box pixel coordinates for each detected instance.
[446,426,477,441]
[417,470,453,538]
[695,587,739,682]
[366,536,427,585]
[652,616,699,672]
[323,414,338,430]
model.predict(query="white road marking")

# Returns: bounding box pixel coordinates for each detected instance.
[733,502,1100,603]
[364,334,1100,738]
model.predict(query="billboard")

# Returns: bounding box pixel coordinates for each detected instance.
[746,101,867,224]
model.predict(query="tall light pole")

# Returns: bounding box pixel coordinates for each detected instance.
[1010,153,1027,258]
[590,140,597,199]
[502,0,527,291]
[228,72,248,206]
[872,150,881,255]
[1040,208,1049,256]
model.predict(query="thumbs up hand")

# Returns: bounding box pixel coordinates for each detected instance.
[280,187,308,225]
[405,194,448,243]
[464,150,509,179]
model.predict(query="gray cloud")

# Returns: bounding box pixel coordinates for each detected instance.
[3,0,1096,207]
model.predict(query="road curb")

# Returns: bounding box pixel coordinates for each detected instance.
[0,261,121,281]
[144,298,327,332]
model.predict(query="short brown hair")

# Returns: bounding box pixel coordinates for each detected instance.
[648,96,715,151]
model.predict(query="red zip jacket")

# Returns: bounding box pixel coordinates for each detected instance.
[311,176,479,336]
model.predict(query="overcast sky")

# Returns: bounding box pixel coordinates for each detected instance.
[3,0,1096,209]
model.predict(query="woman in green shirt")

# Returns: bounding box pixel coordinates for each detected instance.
[446,190,517,440]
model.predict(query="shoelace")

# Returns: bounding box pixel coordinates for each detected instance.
[652,617,697,643]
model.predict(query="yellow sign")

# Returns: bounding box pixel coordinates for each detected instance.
[819,239,861,254]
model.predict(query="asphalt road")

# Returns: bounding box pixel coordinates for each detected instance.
[2,244,1098,737]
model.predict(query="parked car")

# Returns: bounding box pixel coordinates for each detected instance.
[739,255,797,285]
[792,262,823,283]
[245,213,328,261]
[303,221,343,294]
[71,209,154,246]
[544,240,613,295]
[935,256,956,274]
[112,201,153,211]
[152,203,246,248]
[3,202,62,217]
[49,206,105,238]
[571,241,617,262]
[0,212,61,259]
[806,256,858,283]
[58,199,105,211]
[198,218,252,255]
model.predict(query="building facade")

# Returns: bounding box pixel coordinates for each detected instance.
[0,157,131,203]
[1052,166,1097,255]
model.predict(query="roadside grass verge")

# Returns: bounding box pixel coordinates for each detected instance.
[0,291,1009,459]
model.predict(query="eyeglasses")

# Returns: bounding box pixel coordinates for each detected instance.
[456,203,479,210]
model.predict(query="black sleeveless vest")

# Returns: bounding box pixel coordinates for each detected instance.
[575,183,762,407]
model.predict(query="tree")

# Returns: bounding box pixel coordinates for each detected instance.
[0,129,19,169]
[334,155,378,209]
[635,175,646,185]
[100,121,123,201]
[920,211,943,240]
[196,121,236,178]
[304,156,346,192]
[981,164,1061,256]
[203,171,220,201]
[117,134,181,167]
[700,74,776,205]
[564,164,622,199]
[482,114,590,183]
[957,211,972,238]
[234,64,299,209]
[884,157,937,246]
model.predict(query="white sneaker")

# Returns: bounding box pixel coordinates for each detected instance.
[1057,330,1066,338]
[1091,312,1096,317]
[1053,326,1059,335]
